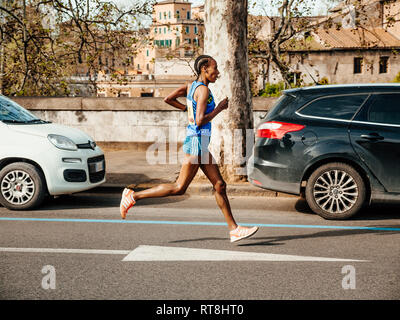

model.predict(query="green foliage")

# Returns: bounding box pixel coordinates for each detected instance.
[0,0,155,96]
[318,77,329,85]
[393,71,400,83]
[259,82,285,97]
[257,76,331,97]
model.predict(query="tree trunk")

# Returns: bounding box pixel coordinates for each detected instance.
[204,0,253,183]
[0,42,3,95]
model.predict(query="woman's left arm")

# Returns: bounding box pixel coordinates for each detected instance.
[163,83,188,111]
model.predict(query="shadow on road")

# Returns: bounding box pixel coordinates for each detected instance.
[169,237,228,244]
[167,226,399,247]
[106,173,179,188]
[237,226,400,247]
[169,237,284,246]
[294,198,400,221]
[165,199,400,247]
[37,192,189,211]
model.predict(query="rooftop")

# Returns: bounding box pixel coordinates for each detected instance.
[156,0,192,5]
[285,83,400,93]
[280,27,400,52]
[314,27,400,49]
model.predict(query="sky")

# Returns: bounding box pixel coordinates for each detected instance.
[112,0,338,16]
[110,0,340,28]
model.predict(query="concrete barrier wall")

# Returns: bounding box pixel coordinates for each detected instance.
[12,97,276,144]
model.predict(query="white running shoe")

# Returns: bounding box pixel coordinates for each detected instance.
[120,188,136,219]
[229,225,259,243]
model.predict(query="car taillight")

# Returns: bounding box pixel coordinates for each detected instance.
[252,179,262,186]
[257,121,305,139]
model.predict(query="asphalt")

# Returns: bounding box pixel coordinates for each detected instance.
[99,148,297,198]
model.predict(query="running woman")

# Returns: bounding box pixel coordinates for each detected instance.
[119,55,259,243]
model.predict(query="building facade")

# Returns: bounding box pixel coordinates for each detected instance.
[253,0,400,91]
[96,0,400,98]
[96,0,204,97]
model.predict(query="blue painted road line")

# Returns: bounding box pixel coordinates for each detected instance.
[0,217,400,232]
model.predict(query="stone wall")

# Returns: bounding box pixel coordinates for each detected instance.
[12,97,276,145]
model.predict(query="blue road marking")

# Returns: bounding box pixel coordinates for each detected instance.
[0,217,399,231]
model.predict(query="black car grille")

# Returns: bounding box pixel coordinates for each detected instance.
[87,155,105,183]
[77,141,97,150]
[64,169,87,183]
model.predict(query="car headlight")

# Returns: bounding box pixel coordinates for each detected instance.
[48,134,78,151]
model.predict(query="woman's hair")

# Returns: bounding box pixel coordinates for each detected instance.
[194,55,213,80]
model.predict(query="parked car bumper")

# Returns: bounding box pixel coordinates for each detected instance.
[39,146,106,195]
[247,154,300,195]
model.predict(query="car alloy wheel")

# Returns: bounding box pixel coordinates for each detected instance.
[1,170,36,205]
[313,169,358,214]
[305,162,366,220]
[0,162,46,210]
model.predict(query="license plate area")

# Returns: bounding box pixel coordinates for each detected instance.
[89,160,105,173]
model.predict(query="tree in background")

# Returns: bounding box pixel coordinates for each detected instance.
[247,0,399,91]
[204,0,253,183]
[247,0,338,89]
[0,0,154,96]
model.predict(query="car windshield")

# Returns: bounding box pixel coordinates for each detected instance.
[0,95,43,123]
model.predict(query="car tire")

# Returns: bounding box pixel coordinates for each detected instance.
[0,162,47,210]
[305,162,366,220]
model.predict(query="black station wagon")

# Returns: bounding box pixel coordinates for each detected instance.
[247,84,400,220]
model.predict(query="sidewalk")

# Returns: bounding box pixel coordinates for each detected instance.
[100,149,296,198]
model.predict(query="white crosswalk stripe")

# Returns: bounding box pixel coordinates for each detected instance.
[122,245,368,262]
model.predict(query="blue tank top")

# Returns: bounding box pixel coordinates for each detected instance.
[186,81,216,137]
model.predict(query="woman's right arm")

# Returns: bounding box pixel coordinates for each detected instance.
[163,83,189,111]
[195,86,229,127]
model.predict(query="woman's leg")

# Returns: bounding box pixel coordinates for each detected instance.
[132,153,200,201]
[120,153,200,218]
[200,152,238,231]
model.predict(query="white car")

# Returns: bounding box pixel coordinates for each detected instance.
[0,95,106,210]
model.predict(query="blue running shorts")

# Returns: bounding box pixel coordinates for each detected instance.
[182,135,210,156]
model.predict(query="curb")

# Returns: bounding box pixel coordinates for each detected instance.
[94,182,298,198]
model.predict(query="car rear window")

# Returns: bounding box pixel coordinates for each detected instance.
[265,94,296,120]
[368,93,400,125]
[298,94,368,120]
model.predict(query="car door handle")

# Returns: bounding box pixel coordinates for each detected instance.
[360,133,384,141]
